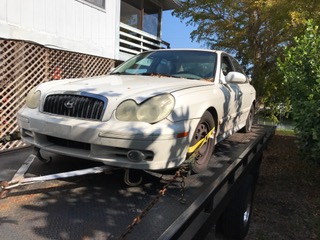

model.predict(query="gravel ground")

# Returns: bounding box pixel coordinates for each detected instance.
[246,134,320,240]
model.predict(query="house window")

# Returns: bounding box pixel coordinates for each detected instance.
[121,1,140,29]
[121,0,161,37]
[143,1,160,36]
[79,0,105,10]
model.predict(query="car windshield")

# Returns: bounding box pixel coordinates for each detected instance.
[111,50,217,80]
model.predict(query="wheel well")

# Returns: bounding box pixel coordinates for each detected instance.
[206,107,218,130]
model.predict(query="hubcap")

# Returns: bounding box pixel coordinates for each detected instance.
[194,122,210,160]
[243,188,253,227]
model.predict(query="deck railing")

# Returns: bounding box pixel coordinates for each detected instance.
[119,23,170,58]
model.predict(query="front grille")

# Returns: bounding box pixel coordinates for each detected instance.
[47,136,90,150]
[43,94,106,120]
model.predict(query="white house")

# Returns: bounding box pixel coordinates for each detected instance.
[0,0,180,61]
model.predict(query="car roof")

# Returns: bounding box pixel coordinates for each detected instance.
[145,48,226,55]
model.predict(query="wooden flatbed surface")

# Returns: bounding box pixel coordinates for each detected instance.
[0,125,274,240]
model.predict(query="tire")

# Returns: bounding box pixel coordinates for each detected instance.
[217,175,255,239]
[240,104,254,133]
[189,111,215,173]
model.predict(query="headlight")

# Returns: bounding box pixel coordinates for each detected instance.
[116,94,175,123]
[25,87,41,109]
[116,100,139,121]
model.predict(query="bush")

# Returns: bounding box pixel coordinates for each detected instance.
[278,19,320,163]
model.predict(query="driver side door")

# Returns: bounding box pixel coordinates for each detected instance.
[219,54,243,135]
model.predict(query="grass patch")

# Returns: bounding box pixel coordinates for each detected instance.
[275,128,296,136]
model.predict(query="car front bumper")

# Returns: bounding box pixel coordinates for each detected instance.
[17,108,198,170]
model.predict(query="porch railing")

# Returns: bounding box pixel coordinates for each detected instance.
[119,22,170,57]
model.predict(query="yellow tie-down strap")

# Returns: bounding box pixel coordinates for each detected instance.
[187,127,215,154]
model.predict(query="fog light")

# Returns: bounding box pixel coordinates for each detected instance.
[127,150,146,162]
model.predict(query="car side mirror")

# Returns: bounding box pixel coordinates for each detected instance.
[226,72,247,83]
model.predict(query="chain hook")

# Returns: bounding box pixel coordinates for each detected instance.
[124,169,143,186]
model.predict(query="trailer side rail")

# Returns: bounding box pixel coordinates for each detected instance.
[159,125,275,240]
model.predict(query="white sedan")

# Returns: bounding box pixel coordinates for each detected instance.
[17,49,256,173]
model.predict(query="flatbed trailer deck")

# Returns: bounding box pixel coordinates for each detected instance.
[0,125,275,240]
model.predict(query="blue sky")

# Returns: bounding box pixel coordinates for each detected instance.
[162,10,205,49]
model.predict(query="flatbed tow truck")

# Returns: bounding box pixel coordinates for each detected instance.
[0,125,275,240]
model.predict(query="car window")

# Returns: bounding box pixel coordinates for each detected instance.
[120,54,154,74]
[111,50,217,80]
[155,59,173,75]
[221,56,233,76]
[230,56,246,75]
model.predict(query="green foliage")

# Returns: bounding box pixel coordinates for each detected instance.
[278,20,320,163]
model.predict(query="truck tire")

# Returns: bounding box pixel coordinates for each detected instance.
[217,175,255,239]
[189,111,215,173]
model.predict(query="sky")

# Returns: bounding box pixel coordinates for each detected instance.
[162,10,205,49]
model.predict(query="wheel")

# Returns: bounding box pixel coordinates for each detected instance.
[189,111,215,173]
[240,104,254,133]
[217,175,255,239]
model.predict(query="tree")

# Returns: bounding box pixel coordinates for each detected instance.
[278,20,320,163]
[173,0,320,111]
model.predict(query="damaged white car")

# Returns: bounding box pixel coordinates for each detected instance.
[17,49,256,173]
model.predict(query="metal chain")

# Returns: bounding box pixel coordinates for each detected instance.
[0,181,9,199]
[118,164,190,239]
[118,127,215,239]
[179,171,187,204]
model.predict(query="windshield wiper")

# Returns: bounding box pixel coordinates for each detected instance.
[141,72,184,79]
[141,72,167,77]
[109,72,134,75]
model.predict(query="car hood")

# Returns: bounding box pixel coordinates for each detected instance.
[37,75,212,119]
[38,75,212,100]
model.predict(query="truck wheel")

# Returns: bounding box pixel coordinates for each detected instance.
[240,104,254,133]
[218,175,255,239]
[189,111,215,173]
